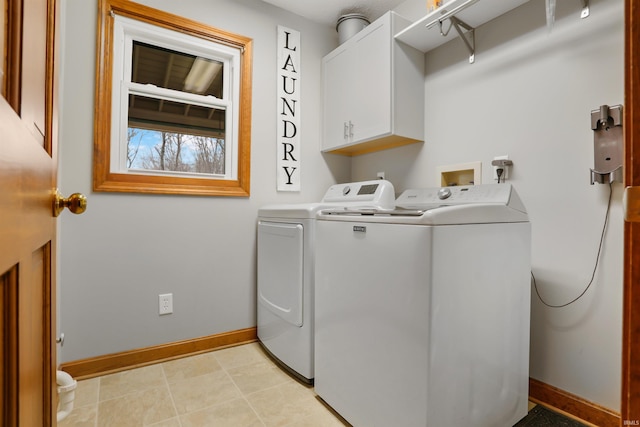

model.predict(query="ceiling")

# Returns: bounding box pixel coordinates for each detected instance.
[260,0,406,28]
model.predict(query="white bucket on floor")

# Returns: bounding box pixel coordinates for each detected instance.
[336,14,370,44]
[57,370,77,422]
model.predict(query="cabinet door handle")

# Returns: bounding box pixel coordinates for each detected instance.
[349,121,354,138]
[343,122,348,139]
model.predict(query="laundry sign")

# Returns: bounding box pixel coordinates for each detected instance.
[276,26,300,191]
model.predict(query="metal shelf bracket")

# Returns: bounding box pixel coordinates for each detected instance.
[425,0,478,63]
[443,16,475,64]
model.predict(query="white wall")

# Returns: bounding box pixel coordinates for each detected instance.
[354,0,623,411]
[58,0,624,413]
[57,0,349,363]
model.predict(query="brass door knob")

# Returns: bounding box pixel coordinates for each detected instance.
[53,189,87,217]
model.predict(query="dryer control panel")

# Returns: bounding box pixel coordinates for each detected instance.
[321,180,395,210]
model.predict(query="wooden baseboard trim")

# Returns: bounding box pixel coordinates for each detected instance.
[59,327,257,380]
[529,378,620,427]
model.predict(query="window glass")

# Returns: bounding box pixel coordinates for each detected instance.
[127,126,226,175]
[131,41,224,97]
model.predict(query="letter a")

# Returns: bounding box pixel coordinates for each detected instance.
[281,54,297,73]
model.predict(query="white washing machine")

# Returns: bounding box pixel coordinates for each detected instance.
[257,180,395,382]
[314,184,531,426]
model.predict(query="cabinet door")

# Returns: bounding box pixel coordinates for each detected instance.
[322,46,353,151]
[350,19,392,143]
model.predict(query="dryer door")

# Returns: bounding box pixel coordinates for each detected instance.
[257,221,304,326]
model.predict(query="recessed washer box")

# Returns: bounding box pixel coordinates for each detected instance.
[437,161,482,186]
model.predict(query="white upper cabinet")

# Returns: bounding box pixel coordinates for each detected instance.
[395,0,529,53]
[322,12,425,156]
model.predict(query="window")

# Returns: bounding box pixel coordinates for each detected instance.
[94,0,252,196]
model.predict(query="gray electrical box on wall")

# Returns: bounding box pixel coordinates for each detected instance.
[590,104,623,184]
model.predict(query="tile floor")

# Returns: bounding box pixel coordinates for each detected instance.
[59,342,554,427]
[58,342,348,427]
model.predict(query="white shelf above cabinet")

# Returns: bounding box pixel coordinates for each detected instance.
[395,0,529,53]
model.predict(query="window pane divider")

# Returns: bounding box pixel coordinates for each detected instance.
[127,82,229,110]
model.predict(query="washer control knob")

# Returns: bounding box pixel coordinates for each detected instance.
[437,187,452,200]
[343,186,351,196]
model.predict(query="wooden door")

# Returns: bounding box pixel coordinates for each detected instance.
[1,0,59,425]
[622,0,640,424]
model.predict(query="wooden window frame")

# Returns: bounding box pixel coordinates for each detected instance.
[93,0,252,196]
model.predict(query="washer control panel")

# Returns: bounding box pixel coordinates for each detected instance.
[397,184,519,210]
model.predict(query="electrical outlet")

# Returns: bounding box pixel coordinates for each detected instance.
[492,155,509,182]
[159,293,173,315]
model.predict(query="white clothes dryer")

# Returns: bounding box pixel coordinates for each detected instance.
[257,180,395,382]
[314,184,531,426]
